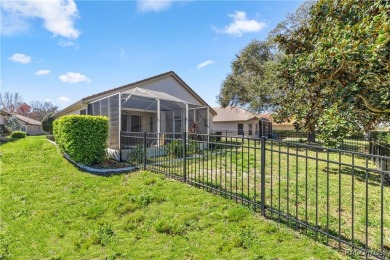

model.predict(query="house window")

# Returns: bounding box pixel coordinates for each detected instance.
[80,109,86,115]
[238,123,244,135]
[150,116,153,132]
[130,115,141,132]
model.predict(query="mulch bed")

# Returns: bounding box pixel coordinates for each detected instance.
[90,159,132,169]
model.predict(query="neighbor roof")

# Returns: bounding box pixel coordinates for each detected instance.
[213,106,258,122]
[0,109,11,116]
[13,114,42,126]
[56,71,216,117]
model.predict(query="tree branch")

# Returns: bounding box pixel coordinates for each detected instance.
[357,94,390,114]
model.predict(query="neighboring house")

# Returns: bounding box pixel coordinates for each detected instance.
[212,106,272,137]
[264,114,296,131]
[0,110,11,125]
[13,114,43,135]
[55,71,217,159]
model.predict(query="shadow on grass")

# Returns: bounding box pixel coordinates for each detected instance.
[325,166,389,187]
[181,175,390,259]
[263,208,390,259]
[0,137,21,146]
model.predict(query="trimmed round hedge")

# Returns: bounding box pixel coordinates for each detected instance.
[53,115,108,166]
[10,131,26,139]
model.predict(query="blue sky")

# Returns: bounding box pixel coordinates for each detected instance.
[1,0,303,109]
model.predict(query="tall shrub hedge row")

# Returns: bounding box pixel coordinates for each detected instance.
[53,115,108,166]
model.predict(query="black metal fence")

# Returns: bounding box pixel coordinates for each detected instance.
[371,140,390,172]
[121,131,390,259]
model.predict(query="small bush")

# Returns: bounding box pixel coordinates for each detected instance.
[53,115,108,166]
[42,112,55,133]
[127,144,144,166]
[166,140,198,158]
[166,140,183,158]
[46,134,55,142]
[377,132,390,142]
[10,131,26,139]
[0,124,11,137]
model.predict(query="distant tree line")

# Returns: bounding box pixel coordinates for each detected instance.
[0,91,58,121]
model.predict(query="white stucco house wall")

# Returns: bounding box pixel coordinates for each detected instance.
[13,114,44,135]
[212,106,272,138]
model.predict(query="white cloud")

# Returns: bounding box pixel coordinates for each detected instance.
[59,72,91,83]
[197,60,215,70]
[35,69,50,76]
[9,53,31,64]
[58,39,78,48]
[137,0,173,12]
[212,11,266,37]
[57,96,70,103]
[0,9,30,35]
[44,98,52,102]
[0,0,80,39]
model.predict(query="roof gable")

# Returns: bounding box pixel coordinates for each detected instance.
[13,114,42,125]
[213,106,258,122]
[57,71,216,117]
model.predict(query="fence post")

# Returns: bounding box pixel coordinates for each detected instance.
[119,131,122,162]
[183,131,187,183]
[143,131,147,170]
[261,136,266,216]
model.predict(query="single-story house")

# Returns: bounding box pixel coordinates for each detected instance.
[55,71,217,159]
[258,113,296,131]
[0,110,11,125]
[0,110,43,135]
[212,106,272,137]
[13,114,44,135]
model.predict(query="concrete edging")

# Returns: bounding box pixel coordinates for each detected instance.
[46,139,136,175]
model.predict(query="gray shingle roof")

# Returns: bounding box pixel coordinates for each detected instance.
[212,106,258,122]
[13,114,42,126]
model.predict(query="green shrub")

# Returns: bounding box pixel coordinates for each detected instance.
[377,132,390,142]
[166,140,183,158]
[42,112,55,133]
[166,139,198,158]
[10,131,26,139]
[46,134,55,142]
[127,145,144,166]
[0,124,11,137]
[53,115,108,166]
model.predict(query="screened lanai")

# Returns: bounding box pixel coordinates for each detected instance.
[86,87,211,150]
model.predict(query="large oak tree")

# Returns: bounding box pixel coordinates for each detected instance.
[219,0,389,143]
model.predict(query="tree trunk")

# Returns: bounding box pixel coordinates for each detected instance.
[307,131,316,143]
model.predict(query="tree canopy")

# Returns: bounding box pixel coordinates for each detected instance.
[218,0,390,141]
[274,0,389,131]
[217,40,283,112]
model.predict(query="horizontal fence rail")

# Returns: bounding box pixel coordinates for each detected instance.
[120,131,390,259]
[212,130,389,155]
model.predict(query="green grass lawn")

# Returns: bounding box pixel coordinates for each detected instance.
[147,138,389,257]
[0,136,341,259]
